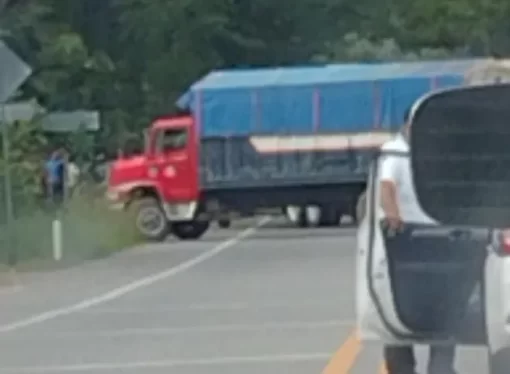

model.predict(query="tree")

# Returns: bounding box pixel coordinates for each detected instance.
[0,119,48,215]
[1,0,510,154]
[317,32,461,63]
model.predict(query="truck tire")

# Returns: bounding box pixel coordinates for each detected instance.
[319,207,341,227]
[297,207,308,228]
[285,205,301,225]
[305,205,321,227]
[172,220,210,240]
[131,197,169,242]
[218,219,231,229]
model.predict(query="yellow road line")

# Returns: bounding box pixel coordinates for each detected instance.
[322,329,362,374]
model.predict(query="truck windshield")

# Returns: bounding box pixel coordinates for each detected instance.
[157,128,188,152]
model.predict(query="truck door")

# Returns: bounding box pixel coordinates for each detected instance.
[152,126,198,208]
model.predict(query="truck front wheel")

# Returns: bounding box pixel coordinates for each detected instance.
[131,197,169,242]
[171,220,210,240]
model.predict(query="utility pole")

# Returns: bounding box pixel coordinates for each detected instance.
[0,101,15,265]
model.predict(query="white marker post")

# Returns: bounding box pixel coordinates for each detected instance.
[52,218,62,261]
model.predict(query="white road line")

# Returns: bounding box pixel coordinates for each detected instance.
[0,353,331,373]
[7,319,352,339]
[80,300,341,313]
[118,242,214,256]
[0,217,270,334]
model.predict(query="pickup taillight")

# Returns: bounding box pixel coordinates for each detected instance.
[496,229,510,255]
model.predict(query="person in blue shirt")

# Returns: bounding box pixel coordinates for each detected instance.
[45,149,65,203]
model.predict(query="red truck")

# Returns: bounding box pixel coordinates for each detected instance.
[106,115,210,240]
[106,111,374,241]
[106,62,471,241]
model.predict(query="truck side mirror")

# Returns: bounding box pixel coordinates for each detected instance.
[143,129,150,154]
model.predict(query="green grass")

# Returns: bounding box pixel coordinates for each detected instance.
[0,188,141,270]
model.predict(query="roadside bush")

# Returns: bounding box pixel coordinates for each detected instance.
[0,187,140,269]
[0,118,140,269]
[63,187,141,259]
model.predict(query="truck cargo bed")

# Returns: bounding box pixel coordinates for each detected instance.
[199,136,371,189]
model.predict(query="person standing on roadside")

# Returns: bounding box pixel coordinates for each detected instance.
[66,155,80,198]
[379,109,457,374]
[45,149,65,205]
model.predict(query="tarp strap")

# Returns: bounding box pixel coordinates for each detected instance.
[430,76,438,90]
[195,90,202,141]
[312,88,320,131]
[372,81,381,128]
[251,90,260,131]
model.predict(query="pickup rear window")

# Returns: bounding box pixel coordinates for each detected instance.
[410,84,510,227]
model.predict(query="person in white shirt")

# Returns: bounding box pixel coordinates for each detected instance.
[379,109,457,374]
[66,156,81,198]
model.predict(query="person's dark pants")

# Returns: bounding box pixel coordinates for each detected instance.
[384,345,456,374]
[48,182,64,206]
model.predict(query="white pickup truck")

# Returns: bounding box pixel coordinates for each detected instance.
[357,83,510,374]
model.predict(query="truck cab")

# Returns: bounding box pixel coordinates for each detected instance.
[146,116,199,213]
[107,115,209,241]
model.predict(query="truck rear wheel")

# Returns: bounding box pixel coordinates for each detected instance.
[305,206,321,227]
[171,220,210,240]
[319,207,341,227]
[131,197,169,242]
[297,207,308,227]
[285,206,301,225]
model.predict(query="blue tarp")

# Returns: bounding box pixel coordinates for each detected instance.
[177,59,487,137]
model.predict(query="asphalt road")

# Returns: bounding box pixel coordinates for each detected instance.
[0,217,490,373]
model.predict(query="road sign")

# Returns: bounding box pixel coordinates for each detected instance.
[0,41,32,102]
[41,110,101,132]
[0,0,8,13]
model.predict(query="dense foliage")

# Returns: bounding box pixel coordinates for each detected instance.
[1,0,510,190]
[0,0,509,186]
[1,0,510,146]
